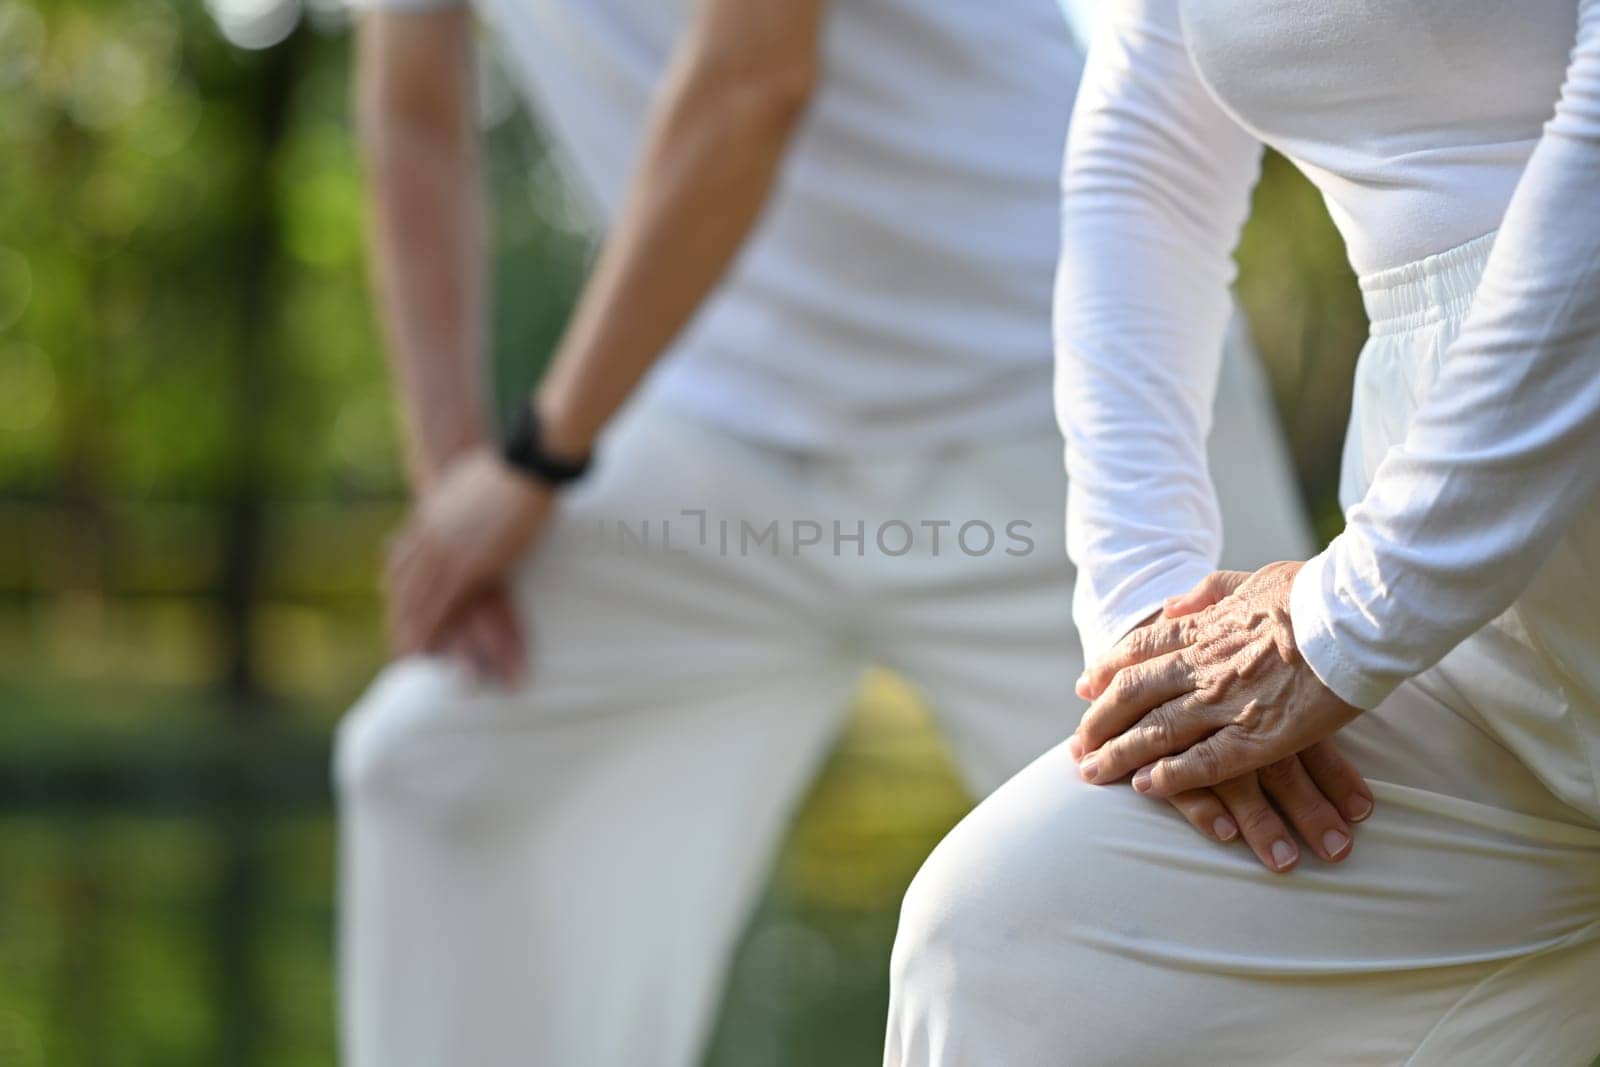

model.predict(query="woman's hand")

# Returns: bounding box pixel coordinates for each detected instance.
[1149,740,1370,872]
[386,446,553,662]
[1072,570,1372,872]
[1073,561,1363,798]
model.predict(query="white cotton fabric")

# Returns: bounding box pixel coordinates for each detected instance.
[1056,0,1600,729]
[886,244,1600,1065]
[336,381,1310,1067]
[355,0,1088,453]
[886,697,1600,1066]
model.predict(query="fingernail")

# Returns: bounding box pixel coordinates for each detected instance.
[1322,829,1351,857]
[1212,816,1238,841]
[1131,766,1152,793]
[1347,795,1373,822]
[1067,734,1084,761]
[1079,756,1099,783]
[1270,839,1297,870]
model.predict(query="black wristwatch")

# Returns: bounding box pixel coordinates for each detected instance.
[500,399,593,488]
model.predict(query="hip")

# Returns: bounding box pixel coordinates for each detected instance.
[1346,231,1600,817]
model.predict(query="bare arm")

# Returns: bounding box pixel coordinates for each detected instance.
[355,10,486,491]
[359,12,530,683]
[535,0,828,457]
[366,0,826,673]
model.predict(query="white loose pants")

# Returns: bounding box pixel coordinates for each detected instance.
[886,237,1600,1066]
[336,342,1309,1067]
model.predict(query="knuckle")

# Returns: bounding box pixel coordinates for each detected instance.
[1290,799,1333,827]
[1297,743,1336,777]
[1089,661,1117,689]
[1257,757,1298,791]
[1173,655,1201,689]
[1192,744,1227,782]
[1179,690,1213,721]
[1237,805,1282,838]
[1315,749,1359,787]
[1147,710,1179,749]
[1173,795,1221,828]
[1092,739,1124,776]
[1194,794,1226,823]
[1165,790,1203,816]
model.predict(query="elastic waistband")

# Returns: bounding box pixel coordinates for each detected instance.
[1359,230,1497,335]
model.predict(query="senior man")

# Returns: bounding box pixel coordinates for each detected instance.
[334,0,1323,1064]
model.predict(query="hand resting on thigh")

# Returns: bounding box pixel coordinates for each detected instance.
[1069,570,1372,874]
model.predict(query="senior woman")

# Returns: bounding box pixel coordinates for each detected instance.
[885,0,1600,1063]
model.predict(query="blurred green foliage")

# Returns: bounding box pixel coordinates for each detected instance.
[0,1,1366,1064]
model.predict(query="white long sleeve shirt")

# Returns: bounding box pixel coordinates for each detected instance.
[1057,0,1600,708]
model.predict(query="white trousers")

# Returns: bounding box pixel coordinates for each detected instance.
[886,239,1600,1066]
[336,343,1309,1067]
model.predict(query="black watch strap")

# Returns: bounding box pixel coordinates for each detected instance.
[500,400,592,488]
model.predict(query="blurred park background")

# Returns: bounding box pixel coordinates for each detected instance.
[0,1,1369,1064]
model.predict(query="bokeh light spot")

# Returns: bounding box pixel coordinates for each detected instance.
[205,0,301,51]
[68,37,149,131]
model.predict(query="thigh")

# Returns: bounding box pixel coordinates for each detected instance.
[883,552,1083,798]
[340,655,864,1067]
[337,401,870,1067]
[867,428,1082,795]
[888,695,1600,1066]
[513,397,851,713]
[339,398,855,822]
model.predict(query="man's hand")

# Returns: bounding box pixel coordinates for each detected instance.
[1070,568,1372,872]
[436,584,527,686]
[387,446,553,661]
[1073,561,1363,799]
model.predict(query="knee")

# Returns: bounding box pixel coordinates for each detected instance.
[891,763,1080,1015]
[896,748,1102,958]
[888,794,1077,1064]
[892,801,1047,998]
[888,748,1166,1062]
[334,658,497,832]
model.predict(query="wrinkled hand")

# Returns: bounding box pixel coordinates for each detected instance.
[387,446,553,661]
[1157,739,1370,872]
[1071,570,1371,872]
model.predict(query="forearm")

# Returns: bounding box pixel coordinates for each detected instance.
[1055,0,1263,660]
[535,37,817,456]
[357,13,487,491]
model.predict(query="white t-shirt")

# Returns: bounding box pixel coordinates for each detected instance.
[369,0,1086,452]
[1056,0,1600,706]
